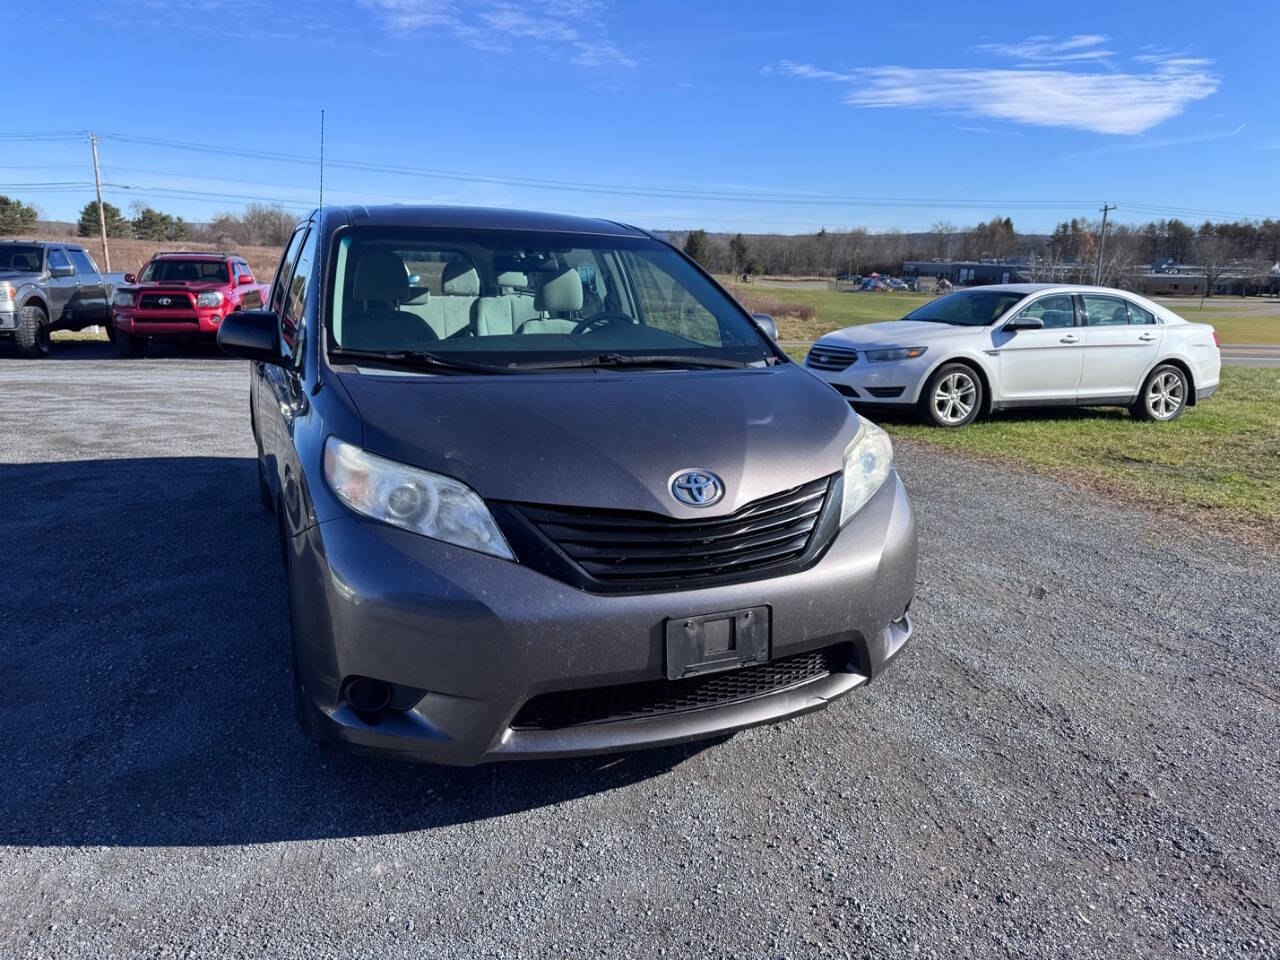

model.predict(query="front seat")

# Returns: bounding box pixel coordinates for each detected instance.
[342,250,438,351]
[519,268,584,335]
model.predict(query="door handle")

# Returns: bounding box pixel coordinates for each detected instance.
[1138,333,1157,342]
[1059,335,1080,344]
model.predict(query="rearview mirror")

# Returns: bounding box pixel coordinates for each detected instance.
[751,312,778,340]
[50,264,74,278]
[217,309,282,364]
[124,273,136,284]
[1004,316,1044,332]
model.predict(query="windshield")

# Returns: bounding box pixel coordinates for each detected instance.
[327,228,772,370]
[139,259,229,283]
[903,289,1027,326]
[0,244,42,273]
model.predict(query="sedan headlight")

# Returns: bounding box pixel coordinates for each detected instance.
[111,290,134,308]
[864,346,927,362]
[323,436,514,560]
[839,419,894,526]
[196,291,225,307]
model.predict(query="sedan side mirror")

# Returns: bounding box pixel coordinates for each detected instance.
[50,264,74,278]
[1004,316,1044,332]
[218,309,282,363]
[751,312,778,340]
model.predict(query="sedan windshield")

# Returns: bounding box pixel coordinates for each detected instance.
[0,244,42,272]
[327,228,773,370]
[903,289,1027,326]
[139,259,229,283]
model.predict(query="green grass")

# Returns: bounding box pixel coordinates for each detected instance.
[720,277,1280,345]
[879,368,1280,541]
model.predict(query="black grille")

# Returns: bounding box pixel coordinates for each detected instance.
[517,476,833,588]
[139,292,193,310]
[806,344,858,371]
[510,644,851,729]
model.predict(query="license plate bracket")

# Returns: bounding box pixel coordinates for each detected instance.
[664,606,771,681]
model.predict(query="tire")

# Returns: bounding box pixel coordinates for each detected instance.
[112,327,146,358]
[258,456,275,513]
[918,362,983,427]
[14,304,51,358]
[1130,364,1188,422]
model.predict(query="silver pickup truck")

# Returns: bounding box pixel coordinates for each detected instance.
[0,241,125,357]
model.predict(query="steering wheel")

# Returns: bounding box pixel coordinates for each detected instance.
[570,311,636,335]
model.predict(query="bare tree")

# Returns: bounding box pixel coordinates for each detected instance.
[1194,234,1233,304]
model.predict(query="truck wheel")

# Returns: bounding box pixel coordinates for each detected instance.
[14,304,51,358]
[113,327,146,358]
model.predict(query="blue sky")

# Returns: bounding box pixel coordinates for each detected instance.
[3,0,1276,233]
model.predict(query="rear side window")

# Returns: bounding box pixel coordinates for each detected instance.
[1014,294,1075,329]
[1080,294,1131,327]
[68,249,99,275]
[1127,302,1157,325]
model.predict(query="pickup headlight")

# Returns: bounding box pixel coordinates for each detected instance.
[111,291,134,308]
[323,437,514,560]
[839,419,893,526]
[196,291,225,307]
[864,346,927,362]
[0,281,17,301]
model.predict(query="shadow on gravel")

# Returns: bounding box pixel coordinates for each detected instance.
[1,456,710,848]
[0,339,237,361]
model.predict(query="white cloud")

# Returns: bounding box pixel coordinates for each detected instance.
[359,0,635,67]
[973,33,1114,65]
[770,41,1219,135]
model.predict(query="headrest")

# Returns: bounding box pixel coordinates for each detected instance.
[496,270,528,289]
[535,268,583,313]
[353,251,409,304]
[442,261,480,296]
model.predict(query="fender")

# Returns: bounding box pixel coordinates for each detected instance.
[907,348,998,406]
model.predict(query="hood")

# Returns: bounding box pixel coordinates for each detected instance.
[131,279,225,289]
[816,319,985,348]
[337,364,857,518]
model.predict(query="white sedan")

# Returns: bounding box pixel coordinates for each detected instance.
[804,284,1221,427]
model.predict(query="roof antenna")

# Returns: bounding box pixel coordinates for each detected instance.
[318,108,325,210]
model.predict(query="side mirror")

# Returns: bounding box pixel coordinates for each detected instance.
[1004,316,1044,332]
[237,273,254,285]
[750,312,778,340]
[124,273,137,284]
[217,309,282,363]
[50,264,74,278]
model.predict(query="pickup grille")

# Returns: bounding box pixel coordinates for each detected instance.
[806,344,858,372]
[513,476,834,590]
[139,292,194,310]
[510,643,852,729]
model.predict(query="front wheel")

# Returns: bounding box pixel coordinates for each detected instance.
[918,362,983,427]
[112,327,147,358]
[14,304,51,358]
[1130,364,1188,422]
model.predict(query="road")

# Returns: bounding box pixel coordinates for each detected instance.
[1221,343,1280,368]
[2,348,1278,959]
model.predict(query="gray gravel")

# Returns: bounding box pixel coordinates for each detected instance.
[2,344,1278,959]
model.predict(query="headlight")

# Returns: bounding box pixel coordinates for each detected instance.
[0,282,16,301]
[323,436,514,560]
[196,291,224,307]
[111,291,134,308]
[864,346,927,362]
[839,419,893,526]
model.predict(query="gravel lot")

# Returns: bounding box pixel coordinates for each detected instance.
[2,345,1278,959]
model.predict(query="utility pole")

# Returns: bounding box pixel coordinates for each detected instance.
[1094,202,1115,285]
[88,133,111,272]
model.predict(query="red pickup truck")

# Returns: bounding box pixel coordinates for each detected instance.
[110,252,270,356]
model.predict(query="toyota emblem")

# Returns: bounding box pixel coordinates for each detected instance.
[670,469,724,507]
[158,297,172,306]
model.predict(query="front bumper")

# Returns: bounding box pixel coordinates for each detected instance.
[0,309,15,331]
[805,350,932,407]
[113,309,224,337]
[289,471,918,765]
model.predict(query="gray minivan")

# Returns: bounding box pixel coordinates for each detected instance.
[218,205,917,765]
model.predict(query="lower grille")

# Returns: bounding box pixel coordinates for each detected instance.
[806,344,858,371]
[510,643,851,729]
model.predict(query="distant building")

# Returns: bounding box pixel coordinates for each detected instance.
[902,259,1030,285]
[1131,262,1280,297]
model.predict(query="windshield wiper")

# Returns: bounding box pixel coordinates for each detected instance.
[328,347,518,375]
[509,352,757,371]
